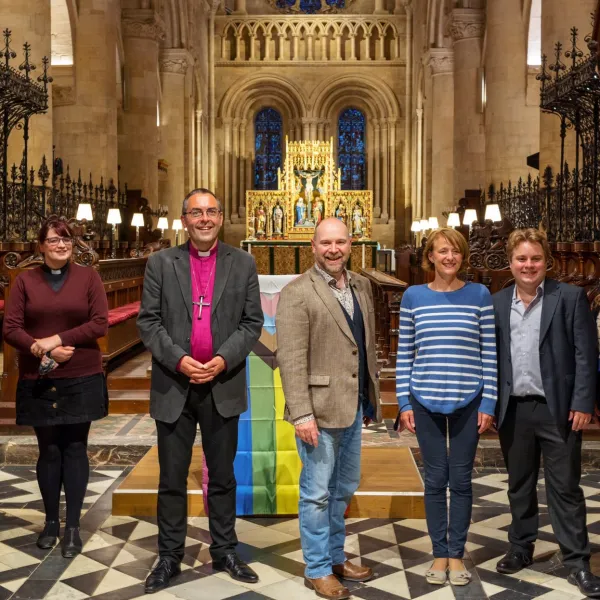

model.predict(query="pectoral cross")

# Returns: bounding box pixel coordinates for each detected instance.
[192,295,211,320]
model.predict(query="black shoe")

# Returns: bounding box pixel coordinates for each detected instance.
[36,521,59,549]
[144,558,181,594]
[496,550,533,574]
[213,553,259,583]
[61,527,83,558]
[567,569,600,598]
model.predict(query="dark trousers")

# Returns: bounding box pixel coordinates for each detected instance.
[499,397,589,572]
[411,395,480,558]
[156,384,239,563]
[34,422,91,528]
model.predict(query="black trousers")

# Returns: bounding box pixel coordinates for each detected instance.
[499,396,590,572]
[156,384,239,563]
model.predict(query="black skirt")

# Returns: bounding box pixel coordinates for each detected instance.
[16,373,108,427]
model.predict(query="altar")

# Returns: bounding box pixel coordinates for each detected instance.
[241,239,377,275]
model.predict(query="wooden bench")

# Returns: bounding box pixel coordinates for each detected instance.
[97,257,147,369]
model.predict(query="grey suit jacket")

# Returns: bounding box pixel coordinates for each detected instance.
[276,266,382,429]
[137,241,263,423]
[493,278,597,433]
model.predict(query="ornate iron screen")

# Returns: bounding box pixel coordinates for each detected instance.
[254,108,282,191]
[338,108,366,191]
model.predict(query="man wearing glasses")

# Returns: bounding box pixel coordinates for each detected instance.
[137,189,263,594]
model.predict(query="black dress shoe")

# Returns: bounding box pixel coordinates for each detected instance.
[36,521,59,549]
[568,569,600,598]
[496,550,533,574]
[213,553,259,583]
[145,558,181,594]
[61,527,83,558]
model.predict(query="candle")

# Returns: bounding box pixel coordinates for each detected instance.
[362,244,366,269]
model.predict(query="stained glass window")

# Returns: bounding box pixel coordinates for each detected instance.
[275,0,345,13]
[338,108,366,190]
[254,108,282,190]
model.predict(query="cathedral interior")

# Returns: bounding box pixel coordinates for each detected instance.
[1,0,600,598]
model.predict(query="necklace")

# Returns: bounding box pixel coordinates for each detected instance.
[190,256,216,320]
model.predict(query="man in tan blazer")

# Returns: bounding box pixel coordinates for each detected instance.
[276,218,381,600]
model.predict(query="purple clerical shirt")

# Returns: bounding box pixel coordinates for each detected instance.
[189,242,217,364]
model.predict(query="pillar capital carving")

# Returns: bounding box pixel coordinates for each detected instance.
[122,9,166,42]
[426,47,454,75]
[450,9,484,42]
[159,49,192,74]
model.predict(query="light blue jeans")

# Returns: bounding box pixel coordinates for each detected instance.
[296,407,363,579]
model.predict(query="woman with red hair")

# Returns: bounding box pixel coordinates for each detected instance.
[3,216,108,558]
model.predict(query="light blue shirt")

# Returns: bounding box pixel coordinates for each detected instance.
[510,280,545,397]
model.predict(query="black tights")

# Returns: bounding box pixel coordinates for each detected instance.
[34,422,91,528]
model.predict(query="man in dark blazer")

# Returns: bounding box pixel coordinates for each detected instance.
[493,228,600,598]
[137,189,263,594]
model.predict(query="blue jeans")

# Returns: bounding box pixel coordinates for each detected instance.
[411,395,480,559]
[296,408,363,579]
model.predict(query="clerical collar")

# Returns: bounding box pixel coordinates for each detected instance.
[41,262,70,276]
[189,241,218,258]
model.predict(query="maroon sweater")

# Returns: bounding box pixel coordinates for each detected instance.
[3,264,109,379]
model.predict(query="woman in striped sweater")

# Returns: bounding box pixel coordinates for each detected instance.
[396,227,497,586]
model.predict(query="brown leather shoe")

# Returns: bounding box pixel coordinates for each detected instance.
[333,560,373,582]
[304,574,350,599]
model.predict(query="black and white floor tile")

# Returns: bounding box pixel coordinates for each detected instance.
[1,468,600,599]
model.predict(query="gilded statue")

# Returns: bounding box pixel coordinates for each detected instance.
[273,202,284,236]
[295,197,307,226]
[256,202,267,237]
[352,203,364,237]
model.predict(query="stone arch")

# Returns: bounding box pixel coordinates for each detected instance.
[310,73,400,121]
[219,73,307,124]
[51,0,76,65]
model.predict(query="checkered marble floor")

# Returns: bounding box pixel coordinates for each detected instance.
[2,468,600,599]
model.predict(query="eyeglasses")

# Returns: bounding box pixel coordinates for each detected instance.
[45,237,73,247]
[182,208,221,219]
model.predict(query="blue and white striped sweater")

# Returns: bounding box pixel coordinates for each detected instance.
[396,282,498,416]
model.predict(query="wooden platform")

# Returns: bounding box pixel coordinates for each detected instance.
[107,351,151,414]
[112,446,424,519]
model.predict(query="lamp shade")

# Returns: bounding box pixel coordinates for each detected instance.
[428,217,440,230]
[484,203,502,222]
[172,218,183,232]
[157,217,169,230]
[420,218,429,231]
[131,212,144,228]
[76,203,93,221]
[106,208,122,225]
[410,220,421,232]
[462,209,478,227]
[447,212,461,227]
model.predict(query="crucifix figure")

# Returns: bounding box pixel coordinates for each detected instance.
[192,296,211,320]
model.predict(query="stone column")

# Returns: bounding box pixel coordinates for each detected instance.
[0,0,52,170]
[53,0,118,183]
[373,119,381,218]
[381,120,389,221]
[119,9,165,207]
[231,119,239,220]
[373,0,387,15]
[159,49,190,245]
[388,118,396,221]
[451,8,485,202]
[540,0,596,172]
[427,48,454,220]
[238,119,247,217]
[485,0,539,188]
[223,119,232,220]
[415,107,423,218]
